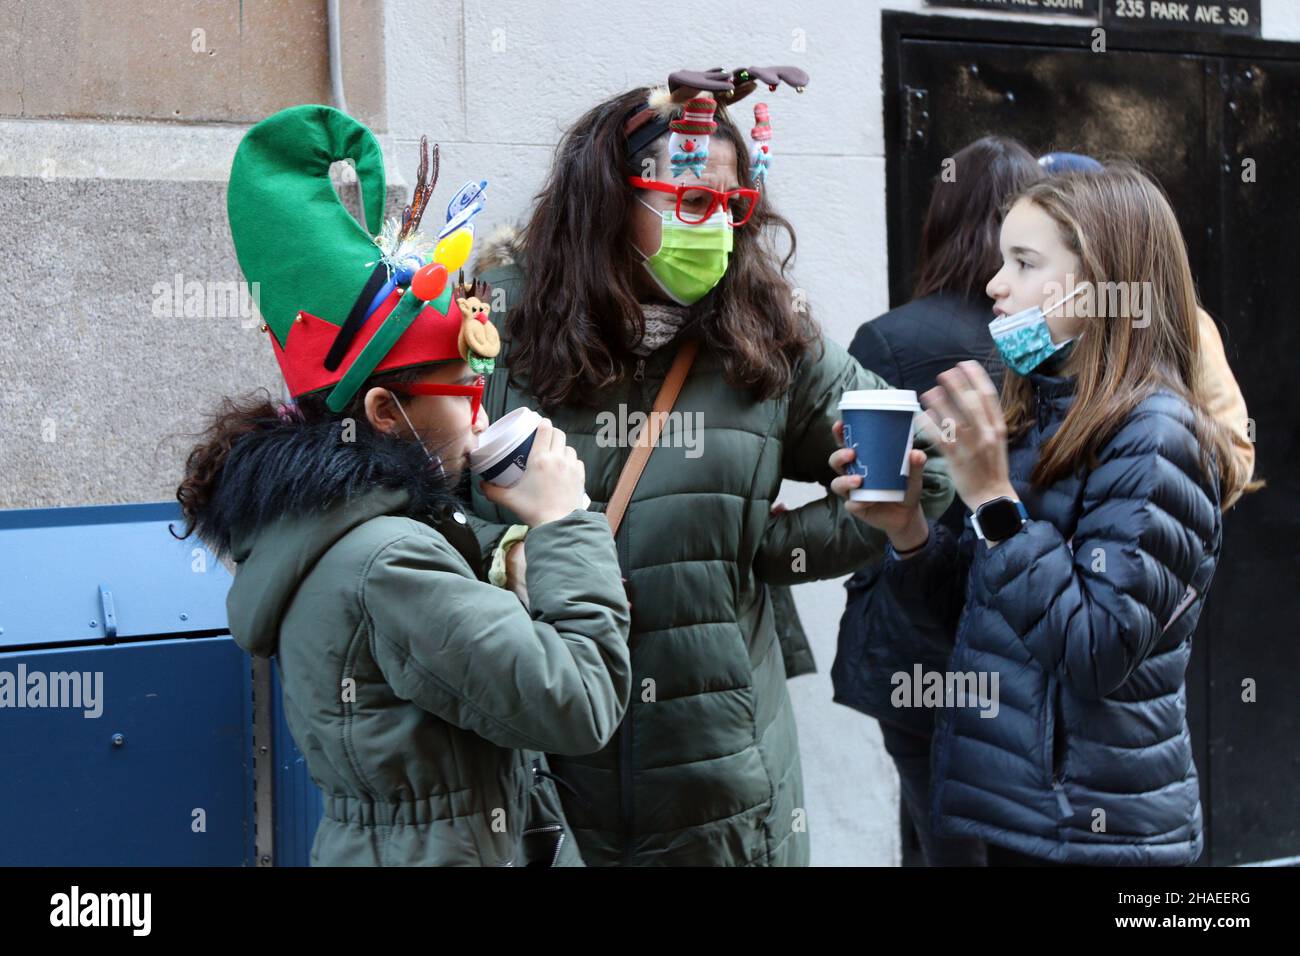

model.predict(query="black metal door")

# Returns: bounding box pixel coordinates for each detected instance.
[884,12,1300,865]
[1207,55,1300,865]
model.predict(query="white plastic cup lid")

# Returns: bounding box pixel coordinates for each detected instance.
[469,407,542,474]
[839,388,919,409]
[838,388,920,410]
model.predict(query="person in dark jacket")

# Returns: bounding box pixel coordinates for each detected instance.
[830,162,1246,865]
[832,136,1044,866]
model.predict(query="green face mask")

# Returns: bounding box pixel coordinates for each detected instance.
[636,201,734,305]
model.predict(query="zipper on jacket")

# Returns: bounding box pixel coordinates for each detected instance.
[1050,778,1073,819]
[616,521,635,864]
[1033,381,1048,432]
[619,715,635,865]
[521,822,565,867]
[633,357,646,382]
[1046,677,1072,820]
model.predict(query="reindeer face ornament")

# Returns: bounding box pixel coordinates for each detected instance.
[454,277,501,374]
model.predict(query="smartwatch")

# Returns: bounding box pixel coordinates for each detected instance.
[970,496,1029,543]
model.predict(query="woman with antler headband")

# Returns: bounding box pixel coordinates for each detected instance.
[467,67,954,866]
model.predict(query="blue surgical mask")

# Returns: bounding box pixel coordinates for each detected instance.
[989,284,1088,376]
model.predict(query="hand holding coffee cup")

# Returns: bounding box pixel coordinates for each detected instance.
[829,388,930,549]
[835,389,921,499]
[829,420,929,545]
[477,416,589,527]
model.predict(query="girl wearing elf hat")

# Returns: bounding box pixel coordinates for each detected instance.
[175,104,631,866]
[468,67,956,866]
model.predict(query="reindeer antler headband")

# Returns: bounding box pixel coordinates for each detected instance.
[623,65,809,179]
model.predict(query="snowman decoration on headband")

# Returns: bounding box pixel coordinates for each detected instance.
[667,97,717,178]
[666,95,775,185]
[632,65,809,188]
[749,102,772,186]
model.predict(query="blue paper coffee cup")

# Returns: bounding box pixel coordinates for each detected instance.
[838,389,920,502]
[470,407,590,510]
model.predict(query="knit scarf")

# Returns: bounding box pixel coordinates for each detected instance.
[632,301,690,356]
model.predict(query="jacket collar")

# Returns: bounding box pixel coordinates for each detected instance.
[196,416,462,561]
[226,484,417,658]
[1026,369,1076,400]
[224,482,480,659]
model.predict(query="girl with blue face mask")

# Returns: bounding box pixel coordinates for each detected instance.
[832,163,1248,866]
[984,198,1091,376]
[833,135,1047,869]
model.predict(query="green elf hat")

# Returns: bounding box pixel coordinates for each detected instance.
[227,104,499,412]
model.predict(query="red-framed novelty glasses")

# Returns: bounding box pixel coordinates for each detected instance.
[627,176,760,226]
[388,374,486,423]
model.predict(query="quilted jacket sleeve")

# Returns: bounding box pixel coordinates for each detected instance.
[362,510,632,754]
[754,338,954,584]
[879,519,977,638]
[971,398,1218,700]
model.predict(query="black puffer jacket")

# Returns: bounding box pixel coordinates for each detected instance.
[882,369,1222,865]
[833,292,1001,733]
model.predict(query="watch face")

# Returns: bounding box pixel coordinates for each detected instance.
[977,498,1023,541]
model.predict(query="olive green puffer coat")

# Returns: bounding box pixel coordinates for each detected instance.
[467,250,953,866]
[220,420,632,866]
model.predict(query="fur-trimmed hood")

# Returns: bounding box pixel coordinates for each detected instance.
[198,417,460,560]
[474,223,525,275]
[203,418,464,658]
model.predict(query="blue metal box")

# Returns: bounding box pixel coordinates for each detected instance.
[0,502,321,865]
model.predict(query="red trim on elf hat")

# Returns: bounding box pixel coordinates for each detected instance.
[271,290,463,398]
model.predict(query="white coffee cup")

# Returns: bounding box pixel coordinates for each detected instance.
[469,407,590,510]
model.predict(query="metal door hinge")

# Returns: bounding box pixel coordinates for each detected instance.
[902,86,929,151]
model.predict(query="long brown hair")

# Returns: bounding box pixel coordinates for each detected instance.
[913,136,1044,301]
[1001,163,1245,508]
[505,87,819,411]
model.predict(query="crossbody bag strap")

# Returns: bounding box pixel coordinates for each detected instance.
[605,338,700,538]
